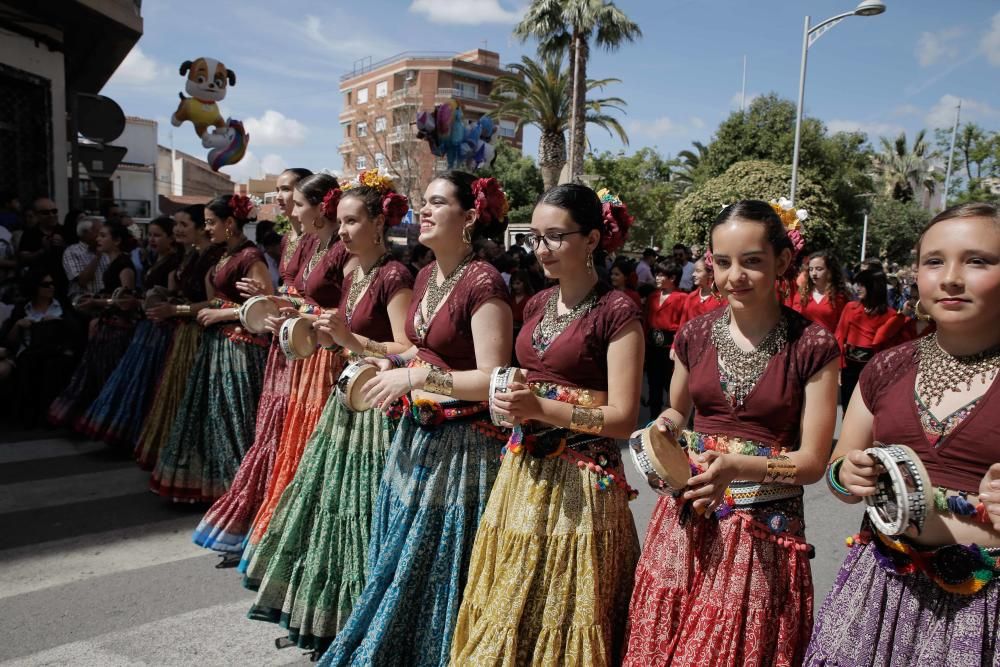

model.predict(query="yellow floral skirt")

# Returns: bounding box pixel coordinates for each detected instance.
[450,447,640,666]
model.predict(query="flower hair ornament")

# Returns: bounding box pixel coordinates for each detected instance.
[769,197,807,255]
[320,188,343,220]
[230,194,254,220]
[471,177,510,225]
[342,169,409,227]
[596,188,633,252]
[344,169,397,194]
[382,192,410,227]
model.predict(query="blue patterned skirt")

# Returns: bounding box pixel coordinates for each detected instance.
[318,412,504,667]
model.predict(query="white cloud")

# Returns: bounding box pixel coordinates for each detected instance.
[220,151,287,183]
[826,119,904,138]
[892,104,922,117]
[916,27,963,67]
[409,0,524,25]
[107,46,166,86]
[243,110,308,147]
[628,116,706,141]
[981,12,1000,66]
[925,94,1000,128]
[300,15,395,59]
[729,91,759,111]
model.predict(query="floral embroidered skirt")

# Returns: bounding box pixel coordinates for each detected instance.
[238,346,342,568]
[76,319,175,448]
[149,326,267,502]
[134,322,201,470]
[48,317,135,428]
[623,494,813,667]
[804,536,1000,665]
[244,394,399,651]
[192,339,295,553]
[318,413,504,667]
[450,448,640,666]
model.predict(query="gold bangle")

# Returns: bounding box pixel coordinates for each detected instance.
[363,338,389,358]
[570,406,604,435]
[764,455,796,484]
[175,304,191,315]
[424,369,454,396]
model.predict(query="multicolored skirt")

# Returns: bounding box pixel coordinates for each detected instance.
[48,317,135,428]
[804,530,1000,665]
[239,346,342,567]
[244,394,398,651]
[75,319,175,448]
[134,322,201,470]
[150,326,267,502]
[318,411,505,667]
[191,339,294,552]
[451,433,641,666]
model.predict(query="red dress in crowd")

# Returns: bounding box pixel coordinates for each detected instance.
[645,289,687,416]
[792,290,847,334]
[678,288,726,330]
[833,301,905,405]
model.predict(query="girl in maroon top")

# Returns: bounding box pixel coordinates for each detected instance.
[624,200,841,667]
[151,194,271,503]
[451,184,645,665]
[611,258,643,308]
[322,172,511,666]
[678,255,725,329]
[509,268,534,363]
[794,250,848,333]
[645,260,686,417]
[244,178,415,653]
[808,203,1000,665]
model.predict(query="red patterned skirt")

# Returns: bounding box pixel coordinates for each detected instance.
[624,494,813,667]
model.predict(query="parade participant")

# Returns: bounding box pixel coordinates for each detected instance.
[677,254,725,330]
[243,178,414,654]
[610,258,642,307]
[834,268,904,407]
[150,194,271,502]
[805,203,1000,666]
[49,222,137,427]
[319,172,511,666]
[623,200,840,667]
[192,173,333,556]
[451,184,644,665]
[794,250,848,333]
[645,260,685,417]
[77,216,182,447]
[134,206,224,470]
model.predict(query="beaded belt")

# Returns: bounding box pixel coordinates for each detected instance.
[402,395,488,430]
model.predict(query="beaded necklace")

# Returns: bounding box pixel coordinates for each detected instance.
[531,287,598,356]
[414,254,474,340]
[303,237,334,280]
[916,333,1000,408]
[213,238,253,274]
[280,233,300,272]
[711,307,787,407]
[345,253,389,324]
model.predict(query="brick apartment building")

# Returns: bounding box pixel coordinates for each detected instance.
[338,49,523,202]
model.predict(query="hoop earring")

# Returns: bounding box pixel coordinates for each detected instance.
[314,218,326,230]
[915,300,932,321]
[225,227,232,240]
[462,226,473,246]
[586,253,594,275]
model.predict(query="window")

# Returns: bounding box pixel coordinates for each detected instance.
[344,123,351,138]
[375,152,386,170]
[357,122,368,137]
[455,81,478,99]
[345,91,352,106]
[356,155,367,170]
[499,119,516,139]
[375,80,388,98]
[357,87,368,104]
[374,117,387,132]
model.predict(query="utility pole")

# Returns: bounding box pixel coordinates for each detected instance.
[942,99,961,212]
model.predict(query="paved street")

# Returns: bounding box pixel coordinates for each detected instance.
[0,420,863,666]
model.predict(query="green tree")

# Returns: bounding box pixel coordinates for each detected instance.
[514,0,641,182]
[673,141,709,195]
[934,123,1000,205]
[872,130,940,207]
[480,139,544,225]
[585,147,675,249]
[490,53,628,190]
[865,195,931,264]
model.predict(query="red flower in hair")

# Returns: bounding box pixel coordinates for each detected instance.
[230,195,254,220]
[382,192,409,227]
[599,201,633,252]
[787,228,805,255]
[471,177,509,225]
[703,250,714,271]
[321,188,342,220]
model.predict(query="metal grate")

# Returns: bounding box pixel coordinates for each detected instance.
[0,63,53,203]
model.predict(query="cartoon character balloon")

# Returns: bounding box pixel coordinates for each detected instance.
[170,57,249,172]
[416,100,499,171]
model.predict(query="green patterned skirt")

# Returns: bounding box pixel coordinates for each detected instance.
[245,389,398,651]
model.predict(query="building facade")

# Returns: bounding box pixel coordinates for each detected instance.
[338,49,523,203]
[156,146,234,215]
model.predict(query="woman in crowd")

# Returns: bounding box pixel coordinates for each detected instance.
[320,172,511,666]
[451,184,643,665]
[645,260,685,418]
[624,200,840,666]
[610,257,642,308]
[509,268,534,353]
[834,267,903,407]
[49,222,137,427]
[192,173,332,557]
[806,202,1000,665]
[134,205,224,470]
[794,250,848,333]
[244,178,414,654]
[151,195,271,502]
[77,216,182,447]
[677,254,725,330]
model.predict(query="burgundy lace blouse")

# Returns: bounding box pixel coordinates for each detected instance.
[859,341,1000,493]
[101,254,134,294]
[340,259,413,343]
[144,252,182,289]
[211,242,265,304]
[284,234,317,290]
[303,240,351,308]
[674,306,840,450]
[405,259,509,371]
[515,284,641,392]
[177,244,225,303]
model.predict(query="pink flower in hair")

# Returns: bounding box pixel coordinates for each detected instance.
[382,192,409,227]
[321,189,342,220]
[787,228,805,254]
[471,177,509,225]
[599,201,633,252]
[230,195,254,220]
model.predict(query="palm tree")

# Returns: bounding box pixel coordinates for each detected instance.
[490,54,628,190]
[673,141,708,195]
[872,130,940,206]
[515,0,641,183]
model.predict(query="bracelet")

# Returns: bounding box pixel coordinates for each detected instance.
[826,456,853,497]
[648,416,679,438]
[386,354,406,368]
[406,369,413,392]
[298,303,322,315]
[424,369,454,396]
[175,304,191,315]
[764,455,796,484]
[363,338,389,358]
[569,406,604,435]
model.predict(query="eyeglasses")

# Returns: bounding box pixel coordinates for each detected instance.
[527,230,585,252]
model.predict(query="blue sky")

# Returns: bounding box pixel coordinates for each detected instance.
[101,0,1000,183]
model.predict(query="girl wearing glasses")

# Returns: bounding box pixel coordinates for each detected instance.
[451,184,644,665]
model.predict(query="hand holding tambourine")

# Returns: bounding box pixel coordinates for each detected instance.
[236,277,267,299]
[979,463,1000,532]
[838,449,881,497]
[314,309,351,348]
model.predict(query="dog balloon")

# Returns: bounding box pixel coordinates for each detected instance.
[171,57,249,171]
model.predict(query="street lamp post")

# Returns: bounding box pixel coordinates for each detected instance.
[789,0,886,206]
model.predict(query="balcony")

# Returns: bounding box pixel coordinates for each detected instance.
[388,125,416,143]
[437,88,492,103]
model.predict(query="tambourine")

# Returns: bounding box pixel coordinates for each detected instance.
[279,317,317,361]
[628,423,691,495]
[336,360,378,412]
[863,443,932,536]
[239,295,280,334]
[142,286,171,311]
[488,366,525,427]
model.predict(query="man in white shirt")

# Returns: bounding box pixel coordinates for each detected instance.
[635,248,656,288]
[673,243,696,292]
[62,216,108,298]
